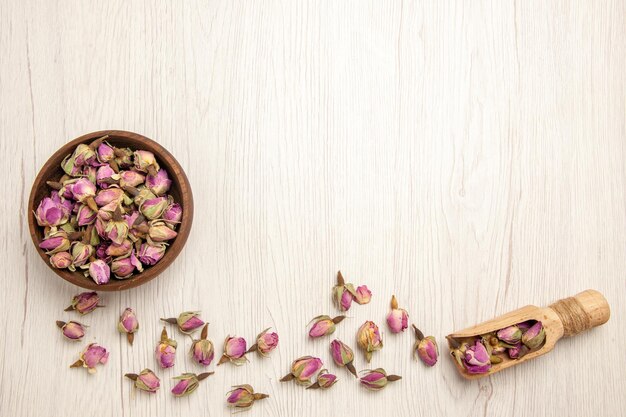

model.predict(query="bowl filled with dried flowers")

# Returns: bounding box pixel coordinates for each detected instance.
[28,130,193,291]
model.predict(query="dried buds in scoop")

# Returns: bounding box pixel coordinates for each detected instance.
[70,343,109,374]
[190,324,215,366]
[226,385,268,409]
[359,368,401,391]
[218,336,248,366]
[171,372,213,397]
[56,320,86,341]
[412,325,438,366]
[118,308,139,345]
[308,315,345,338]
[125,369,160,393]
[246,327,279,357]
[155,326,177,368]
[521,321,545,349]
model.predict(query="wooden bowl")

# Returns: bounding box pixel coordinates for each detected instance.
[28,130,193,291]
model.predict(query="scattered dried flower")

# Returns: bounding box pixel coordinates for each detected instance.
[354,285,372,305]
[357,321,383,363]
[308,315,345,338]
[70,343,109,374]
[386,295,409,333]
[307,369,338,390]
[246,327,279,357]
[412,325,438,366]
[332,271,356,311]
[125,369,160,393]
[226,385,268,409]
[161,311,205,334]
[280,356,323,386]
[171,372,213,397]
[218,336,248,366]
[155,326,177,368]
[359,368,401,391]
[330,339,357,377]
[56,320,86,341]
[65,291,103,315]
[190,324,215,366]
[117,308,139,345]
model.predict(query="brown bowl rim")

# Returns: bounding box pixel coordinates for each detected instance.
[27,130,193,291]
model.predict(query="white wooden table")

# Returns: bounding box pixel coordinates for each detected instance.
[1,1,624,416]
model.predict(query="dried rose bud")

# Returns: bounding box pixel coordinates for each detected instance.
[359,368,401,391]
[138,242,167,265]
[50,251,72,269]
[148,220,178,243]
[39,230,71,255]
[155,326,177,368]
[104,208,130,245]
[354,285,372,305]
[125,369,160,393]
[280,356,323,386]
[119,170,146,188]
[330,339,357,377]
[82,166,97,184]
[68,241,94,271]
[114,147,134,169]
[95,188,125,207]
[35,196,71,227]
[146,169,172,196]
[308,315,345,338]
[88,259,111,285]
[134,150,160,175]
[307,369,338,390]
[111,257,135,279]
[246,327,279,357]
[76,204,97,226]
[463,340,491,374]
[96,165,120,189]
[412,325,438,367]
[357,321,383,362]
[106,239,132,258]
[118,308,139,345]
[140,196,168,220]
[508,342,530,359]
[70,343,109,374]
[171,372,213,397]
[521,321,545,349]
[226,385,268,409]
[62,144,96,176]
[161,311,205,334]
[65,291,102,315]
[163,203,183,226]
[517,320,534,333]
[190,324,215,366]
[218,336,248,366]
[56,320,86,341]
[386,295,409,333]
[332,271,356,311]
[496,325,522,345]
[71,178,98,212]
[97,141,115,163]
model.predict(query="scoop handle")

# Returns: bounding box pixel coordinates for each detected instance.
[548,289,610,337]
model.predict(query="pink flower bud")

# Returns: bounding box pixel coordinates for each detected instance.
[82,165,97,184]
[148,221,178,242]
[76,204,97,226]
[125,368,160,393]
[163,203,182,225]
[137,242,167,265]
[71,178,97,202]
[496,325,522,345]
[308,315,345,338]
[39,231,71,255]
[354,285,372,305]
[95,188,124,207]
[359,368,401,391]
[508,342,529,359]
[66,291,101,315]
[119,170,146,188]
[332,271,356,311]
[357,321,383,362]
[330,339,357,377]
[134,150,160,174]
[521,321,545,349]
[140,196,168,220]
[96,165,120,189]
[50,251,72,269]
[118,308,139,345]
[218,336,248,366]
[412,325,438,367]
[97,142,115,163]
[386,295,409,333]
[69,241,94,270]
[177,311,204,334]
[146,169,172,196]
[155,327,177,368]
[226,385,268,409]
[106,239,132,258]
[105,217,129,246]
[70,343,108,374]
[309,370,337,389]
[462,340,491,374]
[280,356,323,386]
[111,257,134,278]
[35,196,71,227]
[171,372,212,397]
[88,259,110,285]
[191,324,215,366]
[56,320,86,341]
[250,328,279,357]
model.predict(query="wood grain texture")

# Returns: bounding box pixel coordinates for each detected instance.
[1,1,624,416]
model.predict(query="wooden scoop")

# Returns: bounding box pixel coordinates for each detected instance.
[447,289,610,379]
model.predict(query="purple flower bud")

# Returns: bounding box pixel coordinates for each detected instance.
[125,369,160,394]
[155,327,177,368]
[111,257,135,278]
[218,336,248,365]
[359,368,401,390]
[386,295,409,333]
[508,343,530,359]
[97,142,115,163]
[354,285,372,305]
[315,370,338,389]
[332,271,356,312]
[171,373,213,397]
[35,196,71,227]
[357,321,383,363]
[88,259,110,285]
[521,321,545,349]
[137,243,167,265]
[226,385,268,409]
[281,356,323,386]
[330,339,355,368]
[119,170,145,188]
[496,325,523,345]
[39,231,71,255]
[191,325,215,366]
[140,197,168,220]
[163,203,183,225]
[76,204,97,226]
[308,315,345,338]
[71,178,97,202]
[416,336,438,367]
[56,320,86,341]
[50,251,72,269]
[71,343,108,374]
[134,150,160,174]
[96,165,120,189]
[94,188,124,207]
[118,308,139,345]
[66,291,101,315]
[146,169,172,196]
[106,239,132,257]
[69,241,94,270]
[148,221,178,242]
[463,340,492,374]
[104,219,129,245]
[254,328,279,357]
